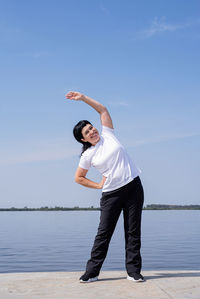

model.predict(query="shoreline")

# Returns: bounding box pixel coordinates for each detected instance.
[1,204,200,212]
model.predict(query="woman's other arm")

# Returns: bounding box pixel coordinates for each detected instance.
[66,91,113,129]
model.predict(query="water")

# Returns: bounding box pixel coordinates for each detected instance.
[0,210,199,273]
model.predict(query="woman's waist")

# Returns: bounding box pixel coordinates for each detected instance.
[102,176,140,194]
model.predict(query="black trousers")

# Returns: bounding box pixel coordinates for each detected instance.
[85,176,144,276]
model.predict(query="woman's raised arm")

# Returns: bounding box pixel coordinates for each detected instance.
[65,91,113,129]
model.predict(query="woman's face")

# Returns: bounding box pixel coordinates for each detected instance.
[81,124,100,146]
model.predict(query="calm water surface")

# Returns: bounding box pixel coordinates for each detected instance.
[0,210,199,273]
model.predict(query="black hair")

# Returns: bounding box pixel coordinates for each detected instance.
[73,120,93,155]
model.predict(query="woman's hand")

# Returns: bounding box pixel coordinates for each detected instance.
[65,91,85,101]
[98,176,107,189]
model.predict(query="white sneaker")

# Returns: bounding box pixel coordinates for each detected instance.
[127,273,145,282]
[79,272,98,283]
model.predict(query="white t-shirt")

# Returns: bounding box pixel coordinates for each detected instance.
[79,126,141,192]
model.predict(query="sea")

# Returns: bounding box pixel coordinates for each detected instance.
[0,210,199,273]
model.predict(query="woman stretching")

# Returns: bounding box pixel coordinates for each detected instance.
[66,91,144,283]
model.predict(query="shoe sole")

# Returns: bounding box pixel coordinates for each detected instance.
[80,276,98,283]
[127,275,145,282]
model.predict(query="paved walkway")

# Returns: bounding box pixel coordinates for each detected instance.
[0,270,200,298]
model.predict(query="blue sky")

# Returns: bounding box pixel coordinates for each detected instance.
[0,0,200,208]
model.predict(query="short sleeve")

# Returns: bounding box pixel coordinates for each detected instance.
[79,153,92,170]
[101,126,115,136]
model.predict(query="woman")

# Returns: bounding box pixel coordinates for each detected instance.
[66,91,144,283]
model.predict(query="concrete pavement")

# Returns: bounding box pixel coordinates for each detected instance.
[0,270,200,299]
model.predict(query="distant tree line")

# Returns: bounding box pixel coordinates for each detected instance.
[0,204,200,211]
[0,206,100,211]
[144,204,200,210]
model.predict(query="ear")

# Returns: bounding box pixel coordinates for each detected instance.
[81,138,87,143]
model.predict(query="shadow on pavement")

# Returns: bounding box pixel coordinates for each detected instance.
[98,271,200,282]
[144,271,200,280]
[98,276,127,282]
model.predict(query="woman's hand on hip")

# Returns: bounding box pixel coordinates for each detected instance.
[65,91,85,101]
[98,176,107,189]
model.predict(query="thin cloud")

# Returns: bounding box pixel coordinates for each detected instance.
[134,17,200,39]
[126,132,200,148]
[0,137,79,165]
[99,4,110,16]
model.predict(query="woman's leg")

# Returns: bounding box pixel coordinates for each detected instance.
[123,177,144,275]
[85,191,122,276]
